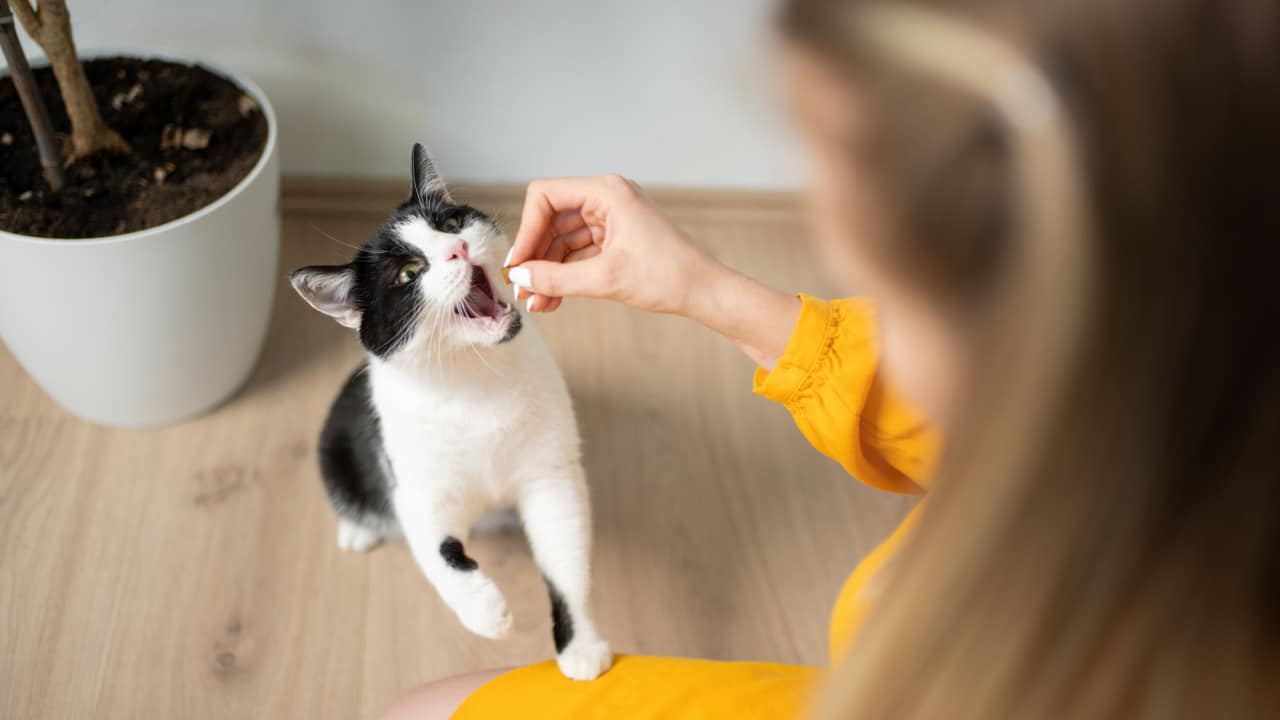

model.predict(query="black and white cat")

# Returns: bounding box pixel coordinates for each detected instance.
[289,144,611,680]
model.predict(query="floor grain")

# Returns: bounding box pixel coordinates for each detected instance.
[0,198,912,719]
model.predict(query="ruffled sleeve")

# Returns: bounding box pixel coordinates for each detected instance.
[754,295,936,493]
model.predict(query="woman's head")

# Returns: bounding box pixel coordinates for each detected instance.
[781,0,1280,717]
[784,0,1092,422]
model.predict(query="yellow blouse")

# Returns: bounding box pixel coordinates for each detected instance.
[456,295,935,718]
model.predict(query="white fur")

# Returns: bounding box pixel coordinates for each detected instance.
[337,516,384,552]
[352,216,611,679]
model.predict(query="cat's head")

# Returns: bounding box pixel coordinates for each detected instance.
[289,144,521,360]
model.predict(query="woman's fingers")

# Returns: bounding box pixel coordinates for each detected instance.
[516,241,603,313]
[509,174,643,312]
[513,228,604,310]
[533,212,588,262]
[511,177,612,265]
[563,244,602,264]
[526,294,559,313]
[547,227,595,261]
[510,257,610,300]
[550,210,587,236]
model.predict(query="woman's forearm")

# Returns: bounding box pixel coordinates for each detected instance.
[683,259,802,371]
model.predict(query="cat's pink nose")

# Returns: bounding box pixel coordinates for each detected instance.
[447,240,470,262]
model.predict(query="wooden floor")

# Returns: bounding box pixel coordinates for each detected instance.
[0,188,913,720]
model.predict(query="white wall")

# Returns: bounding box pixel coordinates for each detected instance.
[5,0,804,188]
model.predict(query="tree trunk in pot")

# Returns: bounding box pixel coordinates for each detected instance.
[8,0,130,161]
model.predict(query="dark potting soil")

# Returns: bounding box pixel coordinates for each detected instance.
[0,57,268,239]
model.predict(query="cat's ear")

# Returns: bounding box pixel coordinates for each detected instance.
[290,265,361,329]
[409,142,453,205]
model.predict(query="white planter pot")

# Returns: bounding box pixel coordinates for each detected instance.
[0,55,279,427]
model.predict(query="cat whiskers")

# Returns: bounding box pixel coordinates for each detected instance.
[409,298,445,380]
[453,299,506,380]
[428,301,451,380]
[309,223,390,256]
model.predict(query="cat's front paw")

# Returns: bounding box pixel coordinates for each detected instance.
[455,579,514,639]
[557,639,613,681]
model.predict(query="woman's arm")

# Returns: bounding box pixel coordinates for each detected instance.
[506,175,935,491]
[505,174,800,369]
[683,261,801,370]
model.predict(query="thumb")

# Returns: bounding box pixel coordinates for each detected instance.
[509,258,609,299]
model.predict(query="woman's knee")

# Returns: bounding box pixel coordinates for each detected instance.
[380,669,509,720]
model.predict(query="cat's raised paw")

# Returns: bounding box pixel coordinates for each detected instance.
[337,518,383,552]
[456,579,514,639]
[557,639,613,681]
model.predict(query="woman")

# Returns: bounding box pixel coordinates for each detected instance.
[388,0,1280,716]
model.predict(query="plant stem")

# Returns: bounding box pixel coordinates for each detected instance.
[0,0,64,191]
[8,0,129,162]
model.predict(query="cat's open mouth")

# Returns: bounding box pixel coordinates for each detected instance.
[455,265,510,324]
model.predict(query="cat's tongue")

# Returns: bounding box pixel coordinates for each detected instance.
[465,287,501,318]
[460,265,504,320]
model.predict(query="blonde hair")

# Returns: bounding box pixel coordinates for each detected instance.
[781,0,1280,717]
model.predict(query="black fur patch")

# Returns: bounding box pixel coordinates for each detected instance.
[440,536,478,571]
[546,578,574,653]
[317,364,396,523]
[499,311,523,344]
[349,225,427,358]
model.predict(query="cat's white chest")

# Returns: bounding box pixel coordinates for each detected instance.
[365,349,541,503]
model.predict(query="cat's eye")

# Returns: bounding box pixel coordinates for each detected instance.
[396,261,424,285]
[442,216,462,233]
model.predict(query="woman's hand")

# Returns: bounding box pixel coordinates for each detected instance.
[506,174,801,370]
[505,174,710,315]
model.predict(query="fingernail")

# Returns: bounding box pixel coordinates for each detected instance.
[504,247,515,267]
[507,266,531,288]
[525,296,535,312]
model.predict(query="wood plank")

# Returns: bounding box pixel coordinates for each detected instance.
[280,176,805,225]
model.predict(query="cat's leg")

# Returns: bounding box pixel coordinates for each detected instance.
[517,468,612,680]
[393,485,514,639]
